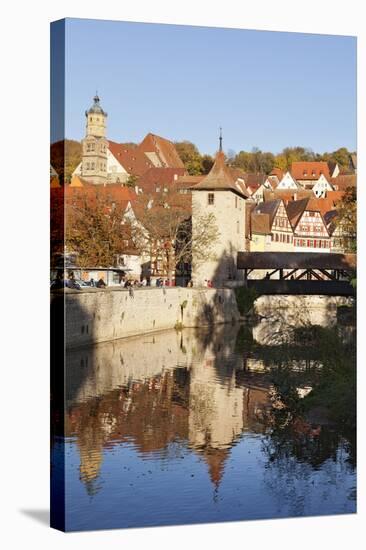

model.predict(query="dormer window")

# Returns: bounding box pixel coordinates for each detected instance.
[303,170,307,176]
[208,193,215,205]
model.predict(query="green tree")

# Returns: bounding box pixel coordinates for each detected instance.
[331,147,351,168]
[174,141,203,175]
[126,174,138,188]
[201,154,214,174]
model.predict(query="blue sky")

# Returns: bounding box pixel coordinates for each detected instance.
[53,18,356,155]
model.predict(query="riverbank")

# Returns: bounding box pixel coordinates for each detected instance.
[53,286,240,349]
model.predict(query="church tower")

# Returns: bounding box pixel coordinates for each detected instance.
[81,94,108,184]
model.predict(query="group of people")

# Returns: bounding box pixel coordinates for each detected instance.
[89,277,106,288]
[121,277,149,288]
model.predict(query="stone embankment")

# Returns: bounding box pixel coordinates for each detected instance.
[52,286,240,348]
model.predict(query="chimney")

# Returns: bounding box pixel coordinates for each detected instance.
[174,173,178,181]
[135,185,139,195]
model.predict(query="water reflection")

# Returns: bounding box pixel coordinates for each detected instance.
[58,308,356,530]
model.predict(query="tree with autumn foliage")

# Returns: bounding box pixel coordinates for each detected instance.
[335,186,357,253]
[65,189,131,267]
[131,189,219,282]
[51,139,82,183]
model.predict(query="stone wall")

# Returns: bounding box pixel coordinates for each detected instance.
[53,286,240,349]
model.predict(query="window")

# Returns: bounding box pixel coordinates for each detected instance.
[235,196,238,208]
[208,193,214,205]
[236,221,239,234]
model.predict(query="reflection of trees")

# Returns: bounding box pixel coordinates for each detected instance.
[66,368,191,494]
[257,325,356,474]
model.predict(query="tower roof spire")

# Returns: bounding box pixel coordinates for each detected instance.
[86,92,107,116]
[219,126,223,152]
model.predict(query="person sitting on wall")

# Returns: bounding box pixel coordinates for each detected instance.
[96,278,106,288]
[89,278,95,287]
[66,279,81,290]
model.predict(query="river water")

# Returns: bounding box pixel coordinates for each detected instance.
[53,305,356,531]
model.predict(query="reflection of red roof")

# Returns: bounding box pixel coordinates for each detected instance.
[291,161,330,181]
[108,141,154,176]
[139,133,185,169]
[202,447,230,488]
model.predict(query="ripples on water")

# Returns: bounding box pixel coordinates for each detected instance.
[52,309,356,531]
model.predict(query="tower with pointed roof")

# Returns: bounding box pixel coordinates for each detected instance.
[81,94,108,184]
[191,135,248,286]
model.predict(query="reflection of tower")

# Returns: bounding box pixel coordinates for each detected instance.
[78,424,104,497]
[81,94,108,185]
[188,346,244,492]
[188,358,244,450]
[203,447,229,493]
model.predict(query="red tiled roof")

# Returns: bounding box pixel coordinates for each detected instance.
[306,197,333,215]
[286,198,309,228]
[270,167,284,180]
[108,140,154,176]
[136,167,186,194]
[138,133,185,169]
[264,188,312,204]
[326,190,345,206]
[251,213,271,235]
[176,174,205,189]
[330,174,356,192]
[291,161,330,181]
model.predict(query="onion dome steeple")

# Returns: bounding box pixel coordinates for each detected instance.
[85,92,107,117]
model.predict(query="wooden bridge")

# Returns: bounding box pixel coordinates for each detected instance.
[237,252,356,296]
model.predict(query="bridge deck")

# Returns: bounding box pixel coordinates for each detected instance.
[237,252,356,270]
[246,279,355,296]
